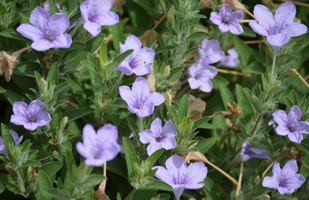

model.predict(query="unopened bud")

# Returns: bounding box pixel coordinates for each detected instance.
[167,9,175,24]
[165,91,172,107]
[257,194,270,200]
[40,78,46,89]
[163,65,170,76]
[60,116,68,128]
[254,175,260,185]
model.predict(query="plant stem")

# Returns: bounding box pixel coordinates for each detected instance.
[139,117,143,133]
[270,47,278,78]
[216,68,251,77]
[235,161,244,199]
[292,68,309,89]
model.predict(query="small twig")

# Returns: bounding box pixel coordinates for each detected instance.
[292,68,309,89]
[216,68,252,77]
[304,73,309,81]
[302,160,309,170]
[230,148,241,161]
[238,19,257,23]
[235,161,244,199]
[208,110,232,118]
[262,152,285,178]
[38,154,52,162]
[151,7,173,32]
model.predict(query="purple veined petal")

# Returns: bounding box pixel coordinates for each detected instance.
[272,110,288,126]
[31,38,53,51]
[296,121,309,134]
[173,185,185,200]
[287,105,302,124]
[82,124,98,148]
[166,154,187,177]
[29,7,49,31]
[188,77,201,90]
[50,34,72,48]
[209,12,222,25]
[184,162,207,185]
[281,160,298,179]
[218,23,230,33]
[252,4,275,31]
[34,111,52,126]
[97,123,118,144]
[248,147,269,159]
[132,77,150,104]
[85,157,105,167]
[90,0,113,17]
[283,23,307,37]
[150,118,163,136]
[16,24,43,41]
[275,124,290,136]
[277,186,294,195]
[152,166,174,186]
[119,85,137,108]
[120,35,142,54]
[48,13,70,36]
[99,142,120,161]
[136,102,154,117]
[23,121,39,131]
[206,39,221,51]
[230,10,244,21]
[281,174,306,190]
[267,32,291,47]
[159,137,176,150]
[99,11,119,26]
[144,92,165,106]
[272,162,281,179]
[202,65,218,79]
[228,48,238,58]
[80,1,91,22]
[274,1,296,31]
[76,142,92,158]
[10,115,28,126]
[229,22,244,35]
[139,130,154,144]
[199,79,213,93]
[241,154,251,162]
[162,120,177,137]
[83,21,101,37]
[117,62,134,75]
[9,130,19,141]
[28,99,44,114]
[12,102,28,117]
[147,141,162,155]
[184,183,205,190]
[262,176,279,189]
[220,4,233,14]
[188,62,199,77]
[287,131,303,143]
[249,21,269,37]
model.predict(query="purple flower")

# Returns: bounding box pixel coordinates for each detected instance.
[272,105,309,143]
[249,1,307,47]
[118,35,155,76]
[16,6,72,51]
[76,124,120,166]
[210,4,244,34]
[240,141,269,161]
[218,48,240,67]
[119,77,165,118]
[139,118,177,156]
[152,154,208,200]
[80,0,119,37]
[0,130,23,158]
[262,159,306,194]
[188,58,218,93]
[10,99,52,131]
[198,39,225,64]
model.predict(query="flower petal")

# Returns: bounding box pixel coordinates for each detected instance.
[275,124,290,136]
[253,5,275,31]
[82,124,97,148]
[48,13,70,36]
[23,122,39,131]
[150,118,163,136]
[147,141,162,155]
[249,21,269,37]
[173,185,185,200]
[288,105,302,124]
[119,85,137,108]
[30,7,49,31]
[35,111,52,127]
[199,79,214,93]
[31,39,53,51]
[132,77,150,104]
[12,102,28,116]
[281,159,298,179]
[288,131,303,143]
[76,142,92,158]
[152,166,174,186]
[272,110,288,126]
[16,24,43,41]
[230,10,244,21]
[162,120,177,137]
[262,176,279,189]
[166,154,187,178]
[229,22,244,35]
[283,23,307,37]
[139,130,154,144]
[144,92,165,106]
[188,77,201,90]
[99,11,119,26]
[267,33,291,47]
[83,21,101,37]
[280,174,306,191]
[159,137,176,150]
[296,121,309,134]
[97,123,118,144]
[184,162,207,185]
[274,1,296,30]
[120,35,142,54]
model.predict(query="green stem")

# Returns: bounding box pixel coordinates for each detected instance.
[270,47,278,78]
[70,21,82,37]
[139,117,143,133]
[18,169,27,189]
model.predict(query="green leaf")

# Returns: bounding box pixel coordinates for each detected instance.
[106,157,128,178]
[178,95,189,120]
[22,160,42,168]
[81,174,106,188]
[186,32,211,40]
[0,86,5,94]
[219,84,235,110]
[99,41,108,64]
[48,0,59,15]
[30,0,40,11]
[168,67,183,81]
[175,147,197,153]
[111,49,134,70]
[111,23,124,53]
[63,108,95,122]
[195,138,216,154]
[1,123,15,162]
[47,63,59,85]
[144,149,163,171]
[240,25,256,37]
[14,62,41,77]
[38,170,53,200]
[156,45,175,53]
[0,185,4,194]
[128,190,157,200]
[294,139,309,155]
[192,117,210,132]
[202,177,225,200]
[123,137,139,180]
[139,180,173,191]
[0,3,7,14]
[236,84,255,121]
[39,162,63,179]
[0,29,29,41]
[234,37,255,67]
[127,117,139,134]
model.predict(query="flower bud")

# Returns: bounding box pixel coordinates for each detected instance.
[256,194,270,200]
[40,78,47,89]
[254,175,260,185]
[163,65,170,76]
[60,116,68,128]
[165,91,172,107]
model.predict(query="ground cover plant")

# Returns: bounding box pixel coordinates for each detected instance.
[1,0,309,199]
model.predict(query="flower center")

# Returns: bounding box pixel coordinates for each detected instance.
[45,31,54,41]
[289,125,295,132]
[155,135,163,142]
[92,146,101,159]
[223,18,229,23]
[29,115,36,122]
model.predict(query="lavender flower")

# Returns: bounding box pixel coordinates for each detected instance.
[118,35,155,76]
[210,4,244,34]
[198,39,225,64]
[188,58,218,93]
[152,154,208,200]
[240,141,269,161]
[76,124,120,166]
[0,130,23,158]
[218,48,240,67]
[16,6,72,51]
[262,159,306,194]
[119,77,165,118]
[80,0,119,37]
[139,118,177,156]
[272,105,309,143]
[10,99,52,131]
[249,1,307,47]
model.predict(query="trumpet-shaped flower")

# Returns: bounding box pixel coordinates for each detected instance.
[16,6,72,51]
[139,118,177,156]
[241,141,269,161]
[272,105,309,143]
[249,1,307,47]
[80,0,119,37]
[76,124,120,166]
[262,159,306,194]
[152,154,208,200]
[119,77,165,118]
[198,39,225,64]
[210,4,244,34]
[188,58,218,93]
[118,35,155,76]
[218,48,240,67]
[0,130,23,158]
